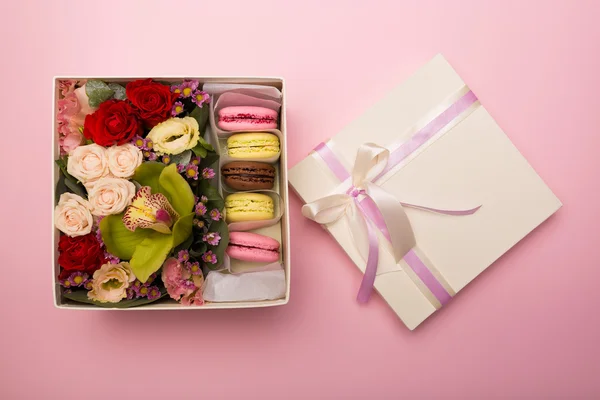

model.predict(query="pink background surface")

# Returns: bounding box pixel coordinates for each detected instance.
[1,0,599,398]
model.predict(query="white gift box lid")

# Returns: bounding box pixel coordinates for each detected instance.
[289,55,561,329]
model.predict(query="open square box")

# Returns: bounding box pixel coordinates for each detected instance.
[52,76,290,310]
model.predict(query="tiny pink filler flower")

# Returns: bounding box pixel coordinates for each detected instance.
[203,232,221,246]
[202,251,217,265]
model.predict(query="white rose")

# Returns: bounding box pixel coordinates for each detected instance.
[107,144,143,178]
[88,177,136,216]
[54,193,93,237]
[147,117,200,155]
[67,144,109,184]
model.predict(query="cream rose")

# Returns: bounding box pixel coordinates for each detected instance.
[88,177,136,216]
[147,117,200,155]
[107,144,143,178]
[88,262,136,303]
[54,193,93,237]
[67,144,109,184]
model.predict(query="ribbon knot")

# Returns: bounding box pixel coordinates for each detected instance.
[349,188,363,198]
[302,143,416,303]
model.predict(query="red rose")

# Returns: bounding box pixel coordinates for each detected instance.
[126,79,178,128]
[83,99,142,146]
[58,234,106,276]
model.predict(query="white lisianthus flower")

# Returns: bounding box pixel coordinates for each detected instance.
[88,262,136,303]
[147,117,199,155]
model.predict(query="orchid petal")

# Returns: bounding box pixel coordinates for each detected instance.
[158,164,195,216]
[100,214,151,260]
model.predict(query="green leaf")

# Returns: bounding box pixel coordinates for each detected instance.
[189,240,207,259]
[108,83,127,100]
[130,231,173,283]
[86,80,114,108]
[158,164,195,216]
[191,144,208,158]
[198,151,219,170]
[132,162,165,193]
[172,212,194,248]
[55,159,86,197]
[55,174,68,203]
[198,179,224,211]
[197,135,214,151]
[100,214,151,260]
[170,150,192,166]
[189,106,209,133]
[63,287,167,308]
[207,219,229,269]
[64,178,87,198]
[173,232,194,254]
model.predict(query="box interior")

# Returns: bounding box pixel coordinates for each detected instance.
[53,77,290,310]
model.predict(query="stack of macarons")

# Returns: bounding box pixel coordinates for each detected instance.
[217,106,281,161]
[217,102,283,268]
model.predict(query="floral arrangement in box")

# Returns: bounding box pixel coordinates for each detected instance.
[54,78,228,307]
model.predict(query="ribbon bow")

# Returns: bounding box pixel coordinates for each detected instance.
[302,143,416,303]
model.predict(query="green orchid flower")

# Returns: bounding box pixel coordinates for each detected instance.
[100,163,195,283]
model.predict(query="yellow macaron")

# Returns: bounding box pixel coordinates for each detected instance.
[227,132,280,159]
[225,192,275,223]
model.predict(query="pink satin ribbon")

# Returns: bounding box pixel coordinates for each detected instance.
[313,90,480,305]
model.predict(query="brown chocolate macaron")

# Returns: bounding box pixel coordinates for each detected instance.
[221,161,276,190]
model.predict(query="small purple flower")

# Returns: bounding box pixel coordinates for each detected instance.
[209,209,221,221]
[177,163,186,173]
[146,152,158,161]
[104,251,120,264]
[202,251,218,265]
[68,272,88,287]
[126,288,136,300]
[138,286,149,297]
[170,84,182,94]
[203,232,221,246]
[143,138,154,151]
[143,151,152,159]
[195,202,207,217]
[63,288,72,294]
[178,250,190,263]
[162,155,171,164]
[187,261,202,275]
[181,279,197,290]
[145,273,157,285]
[194,195,199,204]
[132,135,145,149]
[147,286,161,300]
[193,218,205,229]
[179,80,199,98]
[131,280,142,293]
[95,228,104,247]
[83,279,93,291]
[192,90,210,107]
[202,167,215,180]
[185,164,199,180]
[171,101,184,116]
[200,195,208,204]
[190,157,201,166]
[60,279,71,288]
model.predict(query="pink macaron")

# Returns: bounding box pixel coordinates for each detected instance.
[217,106,278,131]
[226,232,280,263]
